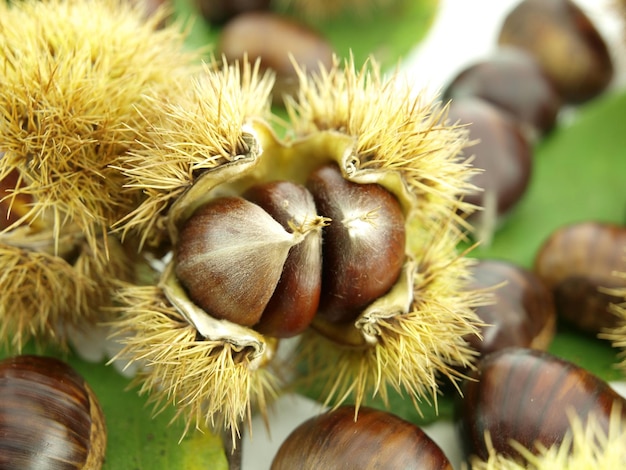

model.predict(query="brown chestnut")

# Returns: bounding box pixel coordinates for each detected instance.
[306,163,406,324]
[271,405,453,470]
[457,347,626,462]
[534,221,626,334]
[196,0,271,25]
[217,11,334,102]
[243,181,323,338]
[443,47,562,140]
[498,0,614,104]
[0,355,106,469]
[447,97,533,242]
[175,196,302,327]
[465,258,556,356]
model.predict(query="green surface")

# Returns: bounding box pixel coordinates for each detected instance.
[472,91,626,270]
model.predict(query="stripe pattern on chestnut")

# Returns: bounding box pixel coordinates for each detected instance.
[174,163,406,338]
[456,347,626,462]
[0,355,107,470]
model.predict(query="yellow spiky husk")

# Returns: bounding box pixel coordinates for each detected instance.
[110,54,483,438]
[0,237,135,351]
[115,58,275,249]
[0,0,200,257]
[298,222,483,410]
[285,56,483,409]
[110,284,281,443]
[284,55,475,234]
[471,404,626,469]
[601,298,626,372]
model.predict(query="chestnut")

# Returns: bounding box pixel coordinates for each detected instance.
[306,163,406,324]
[196,0,271,25]
[465,258,556,356]
[498,0,614,104]
[0,355,106,469]
[447,97,533,242]
[271,405,453,469]
[243,181,323,338]
[443,47,562,140]
[175,196,307,327]
[217,11,334,102]
[457,347,626,463]
[534,221,626,334]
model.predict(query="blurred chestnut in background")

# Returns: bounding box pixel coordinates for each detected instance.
[534,221,626,334]
[444,47,562,140]
[217,11,334,103]
[457,347,626,462]
[498,0,614,104]
[272,405,453,469]
[196,0,271,25]
[465,259,556,357]
[447,97,533,243]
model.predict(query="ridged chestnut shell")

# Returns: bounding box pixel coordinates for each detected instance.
[534,221,626,333]
[0,355,107,470]
[457,347,626,462]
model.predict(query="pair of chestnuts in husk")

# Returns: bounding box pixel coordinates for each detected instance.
[175,161,405,338]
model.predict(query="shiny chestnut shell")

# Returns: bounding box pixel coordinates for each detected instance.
[306,163,406,324]
[175,196,298,327]
[465,259,556,356]
[244,180,323,338]
[0,355,107,470]
[457,347,626,462]
[271,405,452,470]
[534,221,626,334]
[447,97,533,230]
[498,0,614,104]
[443,47,561,139]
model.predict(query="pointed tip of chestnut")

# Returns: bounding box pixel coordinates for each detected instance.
[244,180,323,337]
[175,196,297,326]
